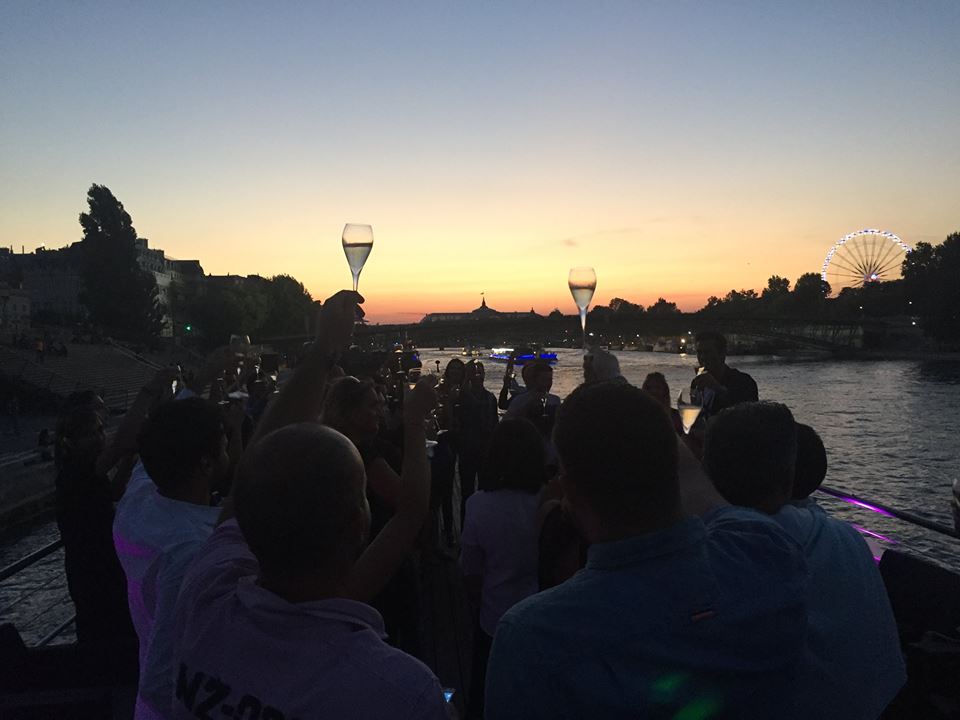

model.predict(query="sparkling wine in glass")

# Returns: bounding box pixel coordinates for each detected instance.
[342,223,374,292]
[677,387,703,435]
[568,267,597,349]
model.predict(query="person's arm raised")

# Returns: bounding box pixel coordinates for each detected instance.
[95,366,179,478]
[185,346,235,399]
[346,375,437,601]
[497,355,515,411]
[250,290,363,445]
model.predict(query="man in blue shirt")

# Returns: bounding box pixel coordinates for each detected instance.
[485,382,809,719]
[704,404,905,718]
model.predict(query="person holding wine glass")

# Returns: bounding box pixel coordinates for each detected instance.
[641,372,684,436]
[690,330,758,420]
[504,360,559,423]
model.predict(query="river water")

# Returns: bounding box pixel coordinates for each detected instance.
[420,349,960,570]
[3,349,959,645]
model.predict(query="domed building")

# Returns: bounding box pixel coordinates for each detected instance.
[421,295,540,324]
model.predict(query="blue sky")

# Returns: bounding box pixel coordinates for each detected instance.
[2,1,958,320]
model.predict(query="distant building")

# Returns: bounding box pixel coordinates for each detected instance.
[0,245,84,324]
[0,282,31,341]
[0,240,204,336]
[206,273,267,289]
[135,238,204,336]
[421,296,540,324]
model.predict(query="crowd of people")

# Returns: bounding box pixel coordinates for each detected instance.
[50,289,913,719]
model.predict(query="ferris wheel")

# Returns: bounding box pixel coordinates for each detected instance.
[821,229,912,292]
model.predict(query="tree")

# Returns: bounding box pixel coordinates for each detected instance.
[170,274,319,349]
[261,275,315,337]
[78,184,163,338]
[609,297,643,315]
[762,275,790,300]
[792,273,831,317]
[646,298,681,317]
[902,233,960,343]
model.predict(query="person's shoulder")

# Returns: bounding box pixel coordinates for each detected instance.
[703,504,774,528]
[177,520,256,612]
[703,506,805,569]
[501,574,582,628]
[116,461,154,510]
[463,490,506,527]
[508,391,532,408]
[728,366,758,390]
[727,366,756,382]
[357,634,447,708]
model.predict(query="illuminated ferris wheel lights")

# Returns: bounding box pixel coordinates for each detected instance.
[820,229,912,290]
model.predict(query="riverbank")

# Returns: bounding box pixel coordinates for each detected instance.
[0,459,56,531]
[829,349,960,362]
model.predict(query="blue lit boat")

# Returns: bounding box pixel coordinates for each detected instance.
[488,347,558,365]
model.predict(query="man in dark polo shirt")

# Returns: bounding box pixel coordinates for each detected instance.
[691,330,758,418]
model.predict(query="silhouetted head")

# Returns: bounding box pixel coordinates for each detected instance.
[138,397,229,500]
[641,372,671,409]
[527,359,554,393]
[465,359,486,388]
[322,376,382,443]
[583,348,622,384]
[444,358,466,385]
[233,423,369,589]
[792,423,827,500]
[55,406,105,469]
[554,381,681,542]
[695,331,728,376]
[703,402,797,514]
[482,418,546,494]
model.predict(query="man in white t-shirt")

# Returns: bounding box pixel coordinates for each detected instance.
[113,397,230,720]
[173,424,447,720]
[172,290,448,720]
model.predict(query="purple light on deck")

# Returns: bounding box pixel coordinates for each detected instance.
[838,495,895,518]
[851,524,896,544]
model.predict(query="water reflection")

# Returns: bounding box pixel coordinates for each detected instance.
[919,360,960,384]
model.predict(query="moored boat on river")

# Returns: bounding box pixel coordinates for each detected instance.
[488,347,558,365]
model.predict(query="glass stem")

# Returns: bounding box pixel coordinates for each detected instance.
[579,308,587,349]
[352,272,360,292]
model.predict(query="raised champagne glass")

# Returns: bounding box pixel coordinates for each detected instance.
[677,387,703,435]
[342,223,374,292]
[568,267,597,349]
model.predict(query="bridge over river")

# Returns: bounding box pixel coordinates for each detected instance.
[259,316,921,355]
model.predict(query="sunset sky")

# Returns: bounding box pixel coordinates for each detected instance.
[2,2,958,323]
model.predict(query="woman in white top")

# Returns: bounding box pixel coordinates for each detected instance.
[460,418,547,718]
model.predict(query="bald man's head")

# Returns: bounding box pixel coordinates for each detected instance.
[234,423,368,580]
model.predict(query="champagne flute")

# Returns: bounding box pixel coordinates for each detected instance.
[342,223,374,292]
[677,387,703,435]
[568,267,597,349]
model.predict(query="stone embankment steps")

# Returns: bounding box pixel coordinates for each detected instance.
[0,345,158,412]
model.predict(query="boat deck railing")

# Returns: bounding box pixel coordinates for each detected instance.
[0,537,75,647]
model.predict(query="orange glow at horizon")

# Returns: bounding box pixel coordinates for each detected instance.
[2,2,958,326]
